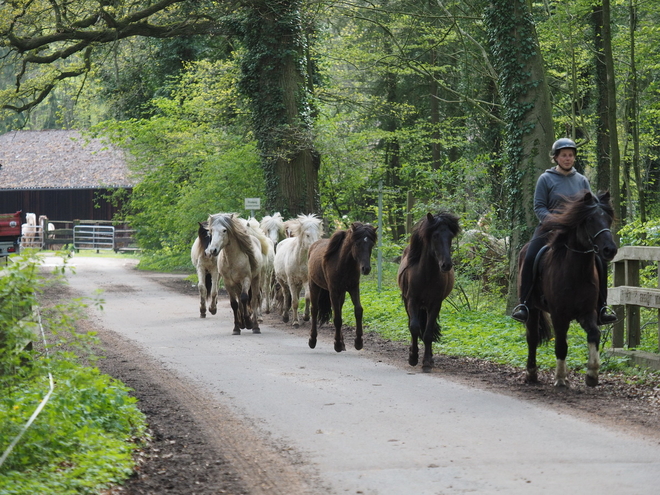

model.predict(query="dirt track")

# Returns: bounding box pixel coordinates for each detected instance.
[40,256,660,494]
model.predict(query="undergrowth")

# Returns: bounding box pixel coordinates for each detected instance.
[0,254,147,494]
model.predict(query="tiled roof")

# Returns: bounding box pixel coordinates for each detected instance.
[0,129,134,190]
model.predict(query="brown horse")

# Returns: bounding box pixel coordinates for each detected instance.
[398,212,460,372]
[518,191,617,387]
[308,222,377,352]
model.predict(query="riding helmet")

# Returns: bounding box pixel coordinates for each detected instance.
[551,138,577,156]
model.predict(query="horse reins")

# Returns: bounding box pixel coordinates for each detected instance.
[565,227,611,254]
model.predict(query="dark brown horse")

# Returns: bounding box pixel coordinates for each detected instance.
[307,222,377,352]
[518,191,617,387]
[398,212,460,372]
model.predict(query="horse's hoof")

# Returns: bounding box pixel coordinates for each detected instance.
[232,329,241,335]
[408,355,418,367]
[334,341,345,353]
[293,322,300,328]
[585,374,599,387]
[554,380,569,388]
[282,315,289,323]
[308,338,316,349]
[200,313,206,319]
[210,308,217,315]
[354,338,363,350]
[422,365,433,373]
[303,315,310,321]
[252,328,261,334]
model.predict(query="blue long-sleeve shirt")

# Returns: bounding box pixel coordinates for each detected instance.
[533,167,592,223]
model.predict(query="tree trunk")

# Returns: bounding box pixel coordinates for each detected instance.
[602,0,622,241]
[591,4,611,194]
[484,0,555,311]
[240,0,320,217]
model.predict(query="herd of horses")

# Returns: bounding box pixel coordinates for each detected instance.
[191,190,617,388]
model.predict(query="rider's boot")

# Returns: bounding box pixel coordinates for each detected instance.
[598,306,618,325]
[511,302,529,323]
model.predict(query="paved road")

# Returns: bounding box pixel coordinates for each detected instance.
[52,255,660,495]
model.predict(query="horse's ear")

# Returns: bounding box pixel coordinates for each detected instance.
[582,191,594,203]
[600,190,611,203]
[426,212,434,222]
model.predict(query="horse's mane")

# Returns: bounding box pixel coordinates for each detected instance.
[543,191,614,254]
[241,217,271,258]
[289,214,323,240]
[324,222,377,261]
[192,222,210,258]
[260,212,284,236]
[407,211,460,266]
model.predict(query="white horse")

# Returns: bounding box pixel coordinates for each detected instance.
[273,214,324,327]
[207,213,263,335]
[191,222,220,318]
[239,217,275,318]
[260,212,285,252]
[21,212,39,248]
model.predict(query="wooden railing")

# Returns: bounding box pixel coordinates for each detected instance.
[608,246,660,351]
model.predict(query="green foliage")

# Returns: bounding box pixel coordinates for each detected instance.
[93,59,264,268]
[0,255,147,493]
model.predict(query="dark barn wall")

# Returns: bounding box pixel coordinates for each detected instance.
[0,188,131,222]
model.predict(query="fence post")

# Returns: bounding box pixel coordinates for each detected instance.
[612,260,625,347]
[626,259,641,348]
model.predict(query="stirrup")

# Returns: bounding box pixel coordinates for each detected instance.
[598,305,618,325]
[511,303,529,323]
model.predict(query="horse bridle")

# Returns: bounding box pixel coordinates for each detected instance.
[566,227,611,254]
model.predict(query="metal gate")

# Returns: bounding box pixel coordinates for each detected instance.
[73,225,115,251]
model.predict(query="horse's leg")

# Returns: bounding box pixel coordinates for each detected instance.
[209,270,218,316]
[308,282,320,349]
[579,313,601,387]
[525,309,540,383]
[197,267,208,318]
[303,282,311,321]
[330,291,347,353]
[281,280,292,323]
[421,307,438,372]
[290,282,302,328]
[406,301,421,367]
[238,279,253,330]
[229,296,241,335]
[251,280,262,334]
[552,318,570,388]
[348,287,363,351]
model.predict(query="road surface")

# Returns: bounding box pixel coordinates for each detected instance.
[47,255,660,495]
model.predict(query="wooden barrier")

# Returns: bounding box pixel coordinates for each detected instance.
[608,246,660,350]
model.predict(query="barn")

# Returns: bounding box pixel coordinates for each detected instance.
[0,129,134,224]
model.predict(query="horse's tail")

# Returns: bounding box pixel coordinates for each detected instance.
[318,289,332,326]
[538,311,552,344]
[205,272,212,299]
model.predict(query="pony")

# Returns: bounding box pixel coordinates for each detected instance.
[308,222,377,352]
[239,216,275,318]
[398,212,460,372]
[190,222,220,318]
[518,191,617,387]
[273,214,324,327]
[260,212,286,252]
[206,213,263,335]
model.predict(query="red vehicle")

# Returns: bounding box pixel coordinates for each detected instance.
[0,211,21,258]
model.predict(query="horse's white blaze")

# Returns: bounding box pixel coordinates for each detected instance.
[554,359,568,387]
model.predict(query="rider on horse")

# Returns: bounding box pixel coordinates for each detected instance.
[511,138,618,325]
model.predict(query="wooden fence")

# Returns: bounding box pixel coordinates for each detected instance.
[607,246,660,370]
